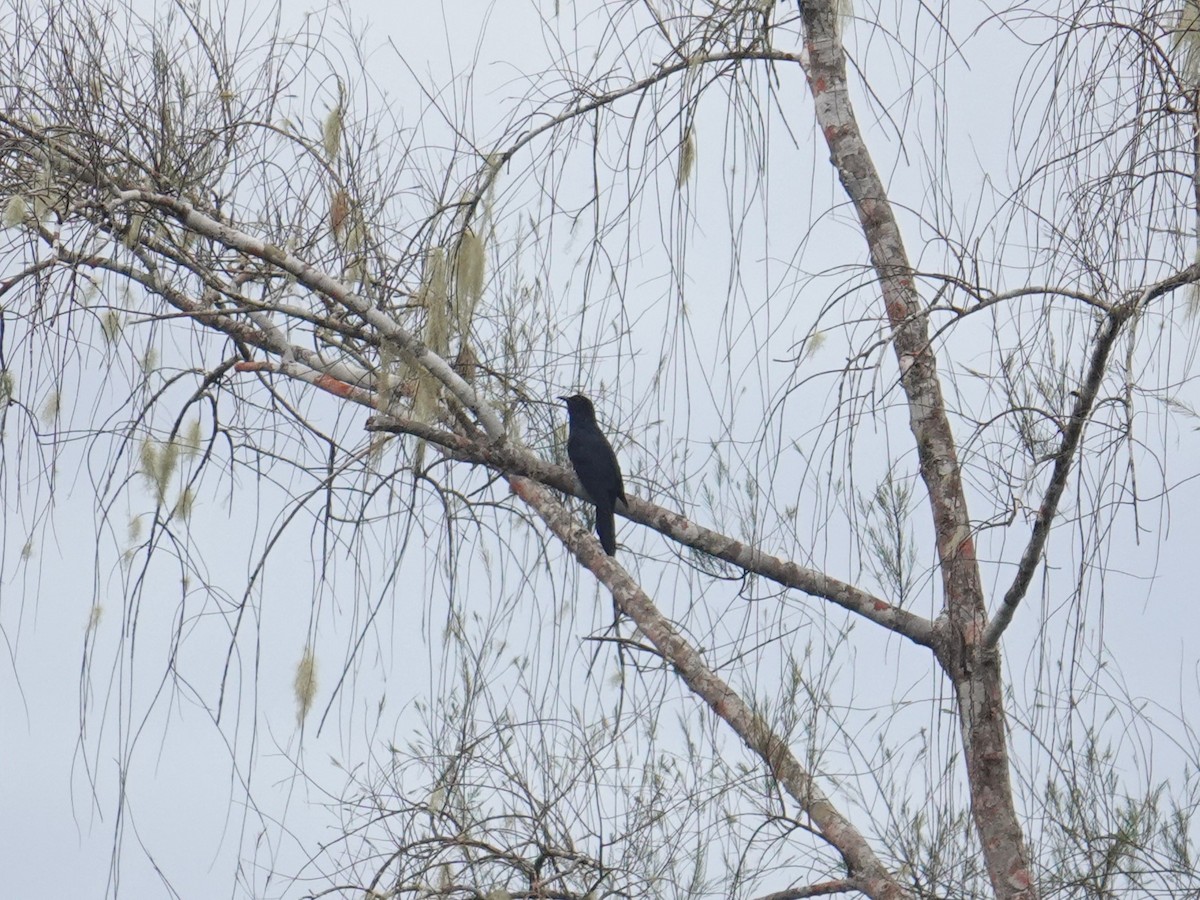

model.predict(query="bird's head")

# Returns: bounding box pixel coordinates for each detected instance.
[557,393,596,422]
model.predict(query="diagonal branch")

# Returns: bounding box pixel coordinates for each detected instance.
[752,881,859,900]
[6,108,920,899]
[983,262,1200,648]
[364,413,934,647]
[74,184,932,648]
[510,472,912,900]
[799,2,984,647]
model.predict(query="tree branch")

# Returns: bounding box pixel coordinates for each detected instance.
[65,182,931,647]
[509,472,911,900]
[752,880,860,900]
[365,413,934,647]
[983,262,1200,647]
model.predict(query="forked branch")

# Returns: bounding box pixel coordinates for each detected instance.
[983,263,1200,648]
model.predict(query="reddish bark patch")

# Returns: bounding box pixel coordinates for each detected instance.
[957,534,976,559]
[314,372,356,398]
[509,477,533,501]
[1007,866,1031,890]
[873,599,890,611]
[885,297,908,322]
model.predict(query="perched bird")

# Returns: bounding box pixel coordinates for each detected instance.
[559,393,627,555]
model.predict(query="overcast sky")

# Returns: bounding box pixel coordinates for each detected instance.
[3,1,1199,898]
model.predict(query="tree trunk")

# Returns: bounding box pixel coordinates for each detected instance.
[798,3,1037,896]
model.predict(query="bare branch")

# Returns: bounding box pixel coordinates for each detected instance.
[752,880,860,900]
[365,413,935,647]
[984,261,1200,648]
[510,472,912,900]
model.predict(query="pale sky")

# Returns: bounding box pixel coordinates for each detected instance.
[2,2,1199,898]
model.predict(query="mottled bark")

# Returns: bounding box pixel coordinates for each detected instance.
[797,2,1036,896]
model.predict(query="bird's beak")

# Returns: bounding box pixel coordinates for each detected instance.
[556,395,569,402]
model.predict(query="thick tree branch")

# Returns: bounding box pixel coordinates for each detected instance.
[50,180,931,648]
[364,413,934,647]
[753,881,859,900]
[799,2,984,654]
[510,472,911,900]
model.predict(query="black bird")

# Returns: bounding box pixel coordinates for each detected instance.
[559,393,627,555]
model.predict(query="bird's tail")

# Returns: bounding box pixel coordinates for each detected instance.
[595,504,617,556]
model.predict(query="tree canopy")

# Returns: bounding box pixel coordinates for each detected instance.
[2,1,1199,898]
